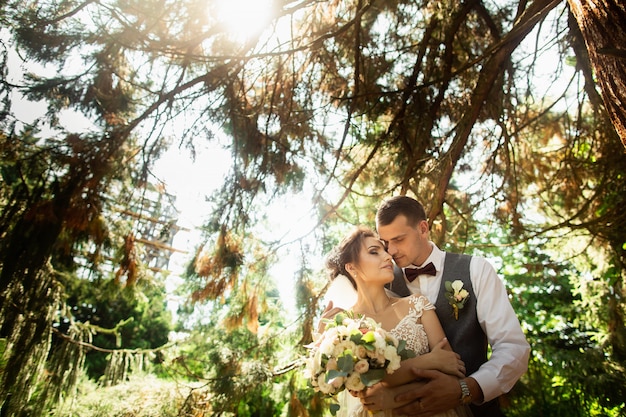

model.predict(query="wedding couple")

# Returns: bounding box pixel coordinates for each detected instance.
[321,196,530,417]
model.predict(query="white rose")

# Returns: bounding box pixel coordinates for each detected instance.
[333,340,356,358]
[373,333,387,352]
[355,344,368,359]
[354,359,370,374]
[385,333,399,347]
[317,373,334,394]
[329,375,346,389]
[345,320,359,331]
[326,357,338,371]
[345,373,366,391]
[319,337,336,356]
[451,280,464,293]
[387,355,401,373]
[383,345,398,361]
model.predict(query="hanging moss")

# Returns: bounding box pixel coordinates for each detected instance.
[29,321,92,415]
[0,266,61,417]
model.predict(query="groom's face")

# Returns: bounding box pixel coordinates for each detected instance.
[377,214,430,268]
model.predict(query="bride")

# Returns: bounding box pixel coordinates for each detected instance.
[321,226,472,417]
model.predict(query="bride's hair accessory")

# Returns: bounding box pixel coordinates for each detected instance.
[325,227,377,289]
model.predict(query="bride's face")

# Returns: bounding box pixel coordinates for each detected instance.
[350,237,394,285]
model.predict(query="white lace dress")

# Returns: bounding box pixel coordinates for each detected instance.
[337,295,470,417]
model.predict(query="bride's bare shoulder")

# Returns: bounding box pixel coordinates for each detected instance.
[390,296,413,314]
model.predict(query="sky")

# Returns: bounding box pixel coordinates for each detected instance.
[152,141,321,317]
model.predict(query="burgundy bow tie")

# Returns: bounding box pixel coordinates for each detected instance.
[405,262,437,282]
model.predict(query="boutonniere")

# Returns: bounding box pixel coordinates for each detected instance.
[444,280,470,320]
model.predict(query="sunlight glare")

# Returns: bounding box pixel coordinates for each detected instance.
[214,0,275,40]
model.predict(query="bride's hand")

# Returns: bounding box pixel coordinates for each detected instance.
[357,383,393,411]
[317,301,345,332]
[429,338,466,378]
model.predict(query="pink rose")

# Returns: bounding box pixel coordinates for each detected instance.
[354,359,370,374]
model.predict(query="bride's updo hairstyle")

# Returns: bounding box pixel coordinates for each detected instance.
[325,226,377,290]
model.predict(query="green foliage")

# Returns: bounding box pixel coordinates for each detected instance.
[470,238,626,416]
[1,0,626,416]
[167,323,290,415]
[56,275,172,379]
[166,261,301,415]
[54,373,187,417]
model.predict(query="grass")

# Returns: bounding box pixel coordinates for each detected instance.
[52,373,210,417]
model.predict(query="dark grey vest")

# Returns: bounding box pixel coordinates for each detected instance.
[435,253,485,376]
[387,254,504,417]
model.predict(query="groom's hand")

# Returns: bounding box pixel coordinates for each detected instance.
[358,383,394,411]
[360,381,425,411]
[392,369,460,417]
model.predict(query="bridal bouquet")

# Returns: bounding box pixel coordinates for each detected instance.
[304,311,415,413]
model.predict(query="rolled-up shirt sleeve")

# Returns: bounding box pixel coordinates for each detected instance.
[470,257,530,403]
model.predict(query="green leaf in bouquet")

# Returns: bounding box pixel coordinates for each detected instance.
[334,312,348,326]
[326,369,348,382]
[361,368,386,386]
[337,354,354,373]
[350,331,363,344]
[397,340,416,360]
[329,402,341,416]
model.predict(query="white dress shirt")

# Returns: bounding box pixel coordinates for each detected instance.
[408,242,530,402]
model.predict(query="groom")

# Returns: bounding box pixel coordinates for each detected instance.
[365,196,529,417]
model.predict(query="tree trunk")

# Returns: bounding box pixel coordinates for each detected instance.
[0,130,129,415]
[567,0,626,147]
[0,181,77,416]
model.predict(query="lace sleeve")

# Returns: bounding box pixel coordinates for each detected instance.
[407,294,435,319]
[390,294,434,355]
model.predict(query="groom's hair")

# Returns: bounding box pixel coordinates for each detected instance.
[376,195,427,227]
